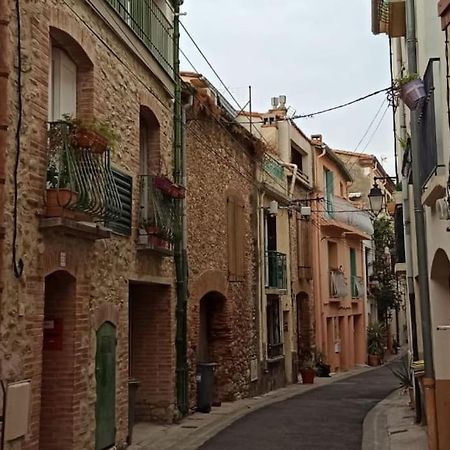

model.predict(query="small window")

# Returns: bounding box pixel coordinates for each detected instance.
[227,194,245,281]
[107,168,133,236]
[267,295,283,358]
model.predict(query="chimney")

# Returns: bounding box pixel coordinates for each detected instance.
[311,134,323,145]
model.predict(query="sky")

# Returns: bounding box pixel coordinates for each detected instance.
[180,0,396,176]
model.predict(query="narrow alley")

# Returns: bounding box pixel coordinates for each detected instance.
[199,364,400,450]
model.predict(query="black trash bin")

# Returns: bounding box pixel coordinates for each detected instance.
[196,362,217,413]
[128,378,141,444]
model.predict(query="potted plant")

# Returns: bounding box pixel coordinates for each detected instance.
[45,149,78,218]
[390,353,414,408]
[395,73,426,111]
[299,353,316,384]
[63,115,118,154]
[313,350,331,377]
[367,322,385,366]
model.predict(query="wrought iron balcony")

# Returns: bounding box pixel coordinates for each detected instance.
[265,251,287,290]
[137,175,181,252]
[105,0,173,75]
[44,121,122,228]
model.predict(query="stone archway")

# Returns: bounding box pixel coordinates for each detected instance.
[198,291,233,402]
[430,248,450,450]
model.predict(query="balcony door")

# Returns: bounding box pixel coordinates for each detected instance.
[49,47,77,122]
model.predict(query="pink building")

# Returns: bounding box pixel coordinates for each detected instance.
[311,136,373,372]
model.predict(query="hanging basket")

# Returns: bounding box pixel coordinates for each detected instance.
[400,79,426,111]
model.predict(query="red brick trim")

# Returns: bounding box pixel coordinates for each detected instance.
[92,303,119,330]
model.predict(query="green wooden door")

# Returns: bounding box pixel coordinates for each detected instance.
[95,322,116,450]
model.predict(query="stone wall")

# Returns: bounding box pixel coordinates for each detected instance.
[185,100,259,408]
[1,1,176,449]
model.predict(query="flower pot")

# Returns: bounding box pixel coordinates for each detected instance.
[73,128,108,154]
[300,368,315,384]
[400,79,426,111]
[45,188,79,218]
[154,176,185,198]
[368,354,381,367]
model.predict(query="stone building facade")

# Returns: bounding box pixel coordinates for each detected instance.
[181,73,261,406]
[0,1,178,449]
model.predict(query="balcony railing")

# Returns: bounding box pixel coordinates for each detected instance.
[330,269,347,298]
[105,0,173,75]
[418,58,440,188]
[45,122,122,223]
[137,175,178,251]
[265,251,287,290]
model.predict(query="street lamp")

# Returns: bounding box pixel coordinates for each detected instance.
[368,183,384,215]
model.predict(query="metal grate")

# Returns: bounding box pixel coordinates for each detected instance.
[104,0,173,76]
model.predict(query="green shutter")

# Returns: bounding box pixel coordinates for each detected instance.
[350,249,357,297]
[326,170,335,217]
[107,168,132,236]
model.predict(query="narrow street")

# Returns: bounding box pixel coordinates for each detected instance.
[200,363,400,450]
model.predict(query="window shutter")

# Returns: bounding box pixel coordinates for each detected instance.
[235,199,245,279]
[227,196,237,279]
[107,168,133,236]
[51,48,77,121]
[297,217,312,279]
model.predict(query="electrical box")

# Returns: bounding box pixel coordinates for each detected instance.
[268,200,278,216]
[4,380,31,442]
[300,206,311,217]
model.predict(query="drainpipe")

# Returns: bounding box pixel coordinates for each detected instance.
[0,0,9,383]
[173,0,189,417]
[405,1,438,447]
[396,36,422,423]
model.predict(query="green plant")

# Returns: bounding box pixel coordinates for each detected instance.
[394,73,419,88]
[389,353,413,389]
[367,322,385,356]
[47,124,72,189]
[62,114,119,150]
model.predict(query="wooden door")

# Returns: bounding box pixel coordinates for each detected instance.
[95,322,116,450]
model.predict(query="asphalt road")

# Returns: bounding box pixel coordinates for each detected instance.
[199,363,400,450]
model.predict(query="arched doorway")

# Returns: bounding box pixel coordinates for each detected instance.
[430,248,450,449]
[296,292,311,362]
[198,291,231,401]
[39,270,76,450]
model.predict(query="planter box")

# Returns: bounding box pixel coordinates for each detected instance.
[73,129,108,154]
[154,176,186,198]
[400,79,426,111]
[45,189,79,219]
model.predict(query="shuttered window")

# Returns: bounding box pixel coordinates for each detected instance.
[107,168,132,236]
[227,194,245,281]
[324,169,335,218]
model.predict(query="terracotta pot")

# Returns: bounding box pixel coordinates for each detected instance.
[45,189,78,218]
[300,368,315,384]
[73,128,108,154]
[368,354,381,367]
[400,79,426,111]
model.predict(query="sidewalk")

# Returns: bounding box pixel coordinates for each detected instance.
[129,364,381,450]
[362,389,428,450]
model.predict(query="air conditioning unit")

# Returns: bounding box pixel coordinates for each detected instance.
[437,198,450,220]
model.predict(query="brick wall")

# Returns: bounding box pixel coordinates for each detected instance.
[185,99,259,407]
[1,1,176,449]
